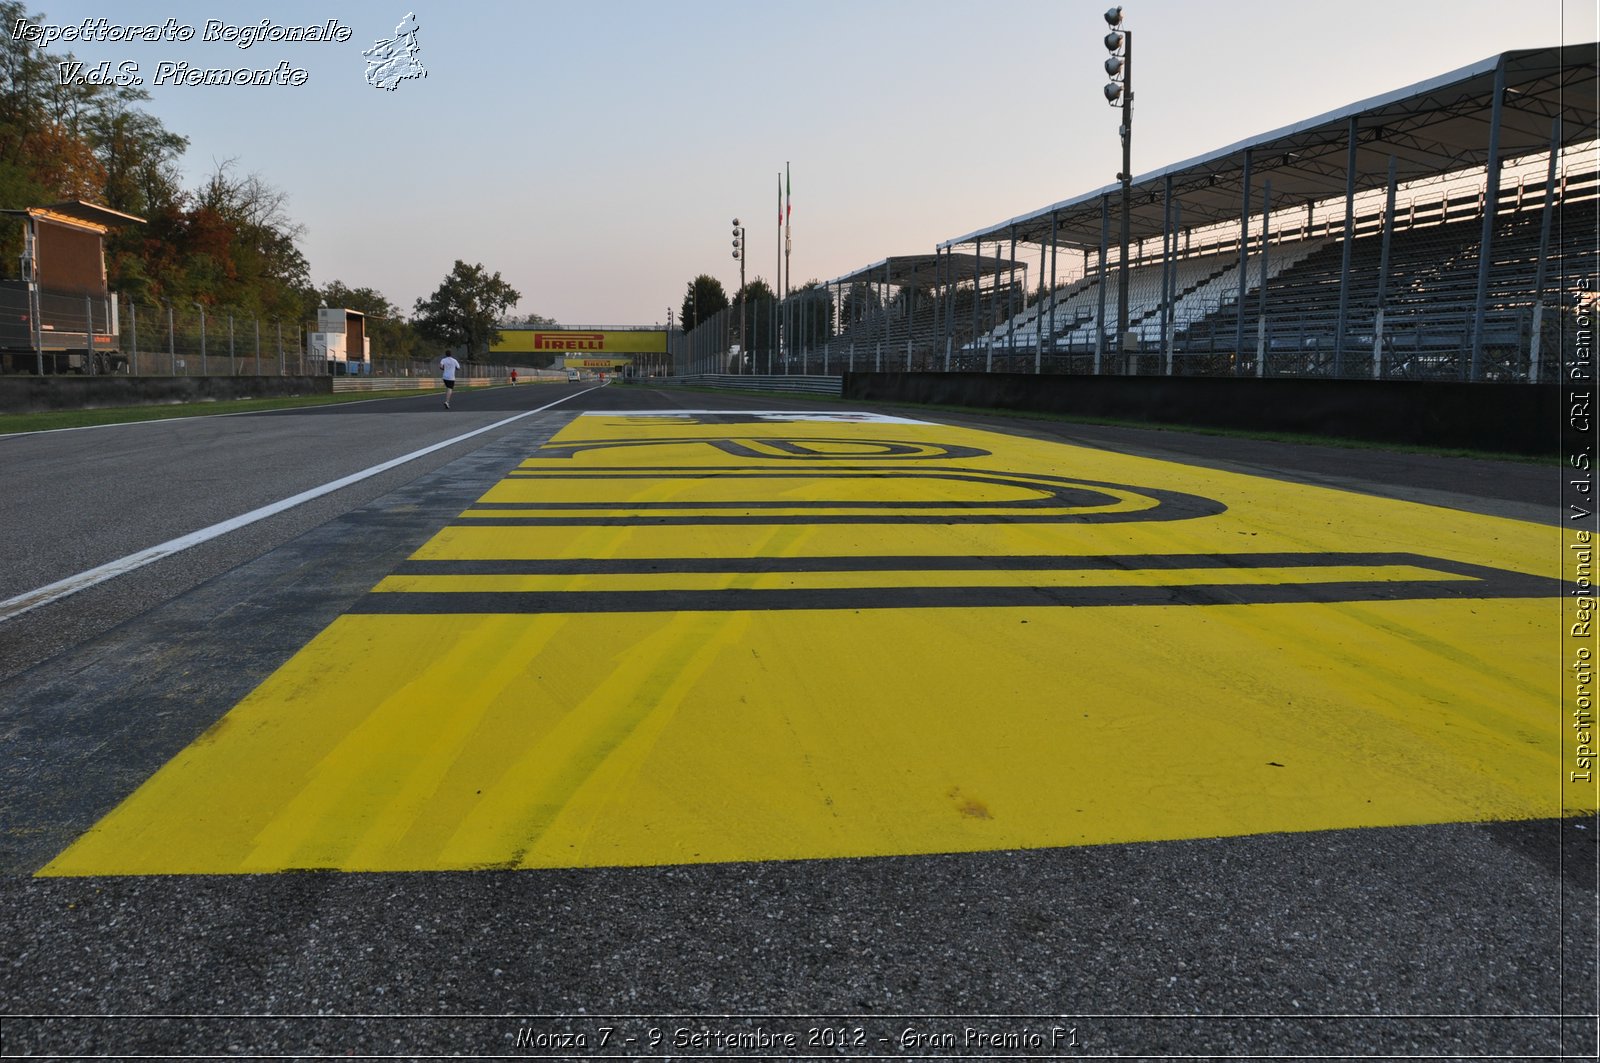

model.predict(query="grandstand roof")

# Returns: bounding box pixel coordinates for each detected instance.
[943,42,1598,252]
[830,252,1023,289]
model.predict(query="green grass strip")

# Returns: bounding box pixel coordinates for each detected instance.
[0,388,449,435]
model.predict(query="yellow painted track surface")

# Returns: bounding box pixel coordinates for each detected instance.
[42,411,1583,876]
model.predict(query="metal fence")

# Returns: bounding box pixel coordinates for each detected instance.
[0,289,512,381]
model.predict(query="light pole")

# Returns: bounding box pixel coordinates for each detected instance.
[731,218,746,372]
[1103,6,1133,366]
[193,301,207,375]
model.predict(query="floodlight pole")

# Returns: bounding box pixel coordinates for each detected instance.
[1117,29,1133,358]
[732,220,746,373]
[1103,7,1134,367]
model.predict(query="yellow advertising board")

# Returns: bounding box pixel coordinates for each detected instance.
[564,357,632,369]
[492,329,666,355]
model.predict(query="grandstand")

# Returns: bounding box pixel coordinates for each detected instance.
[677,43,1597,384]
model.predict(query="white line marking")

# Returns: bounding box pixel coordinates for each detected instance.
[0,387,599,625]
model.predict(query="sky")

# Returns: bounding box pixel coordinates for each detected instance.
[18,0,1598,326]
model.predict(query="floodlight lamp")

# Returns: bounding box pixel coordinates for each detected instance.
[1103,6,1123,26]
[1104,82,1123,103]
[1104,31,1123,52]
[1104,56,1123,76]
[732,218,740,226]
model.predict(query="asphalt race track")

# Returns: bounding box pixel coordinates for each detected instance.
[0,381,1593,1060]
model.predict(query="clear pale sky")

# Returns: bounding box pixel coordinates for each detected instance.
[21,0,1598,325]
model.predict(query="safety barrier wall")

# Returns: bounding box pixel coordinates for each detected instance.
[643,374,843,397]
[843,371,1559,455]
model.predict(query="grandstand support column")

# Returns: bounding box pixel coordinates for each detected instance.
[1043,211,1056,373]
[1042,212,1057,375]
[972,240,982,360]
[991,242,1003,371]
[885,260,894,371]
[939,247,951,371]
[1530,117,1561,384]
[1160,175,1174,376]
[1470,56,1509,383]
[1257,178,1272,378]
[1234,148,1253,376]
[943,248,954,371]
[1333,116,1358,377]
[1374,156,1399,380]
[1008,225,1018,363]
[1096,195,1110,374]
[940,248,953,371]
[1166,200,1181,374]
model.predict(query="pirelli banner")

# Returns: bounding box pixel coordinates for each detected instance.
[492,329,667,358]
[564,358,632,369]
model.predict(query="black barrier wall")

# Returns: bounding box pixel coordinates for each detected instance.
[0,375,334,414]
[843,373,1558,456]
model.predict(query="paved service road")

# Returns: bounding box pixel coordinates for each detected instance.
[0,384,1593,1060]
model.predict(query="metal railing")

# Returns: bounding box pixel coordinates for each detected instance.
[675,162,1597,384]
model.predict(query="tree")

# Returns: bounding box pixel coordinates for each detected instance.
[413,260,521,359]
[790,278,835,350]
[840,281,882,326]
[678,274,728,333]
[507,311,559,328]
[173,159,312,319]
[733,277,776,363]
[1,1,184,270]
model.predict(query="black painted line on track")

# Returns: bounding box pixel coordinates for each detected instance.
[354,572,1560,615]
[391,550,1493,577]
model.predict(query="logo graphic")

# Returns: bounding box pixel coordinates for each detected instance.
[533,332,608,351]
[363,12,425,90]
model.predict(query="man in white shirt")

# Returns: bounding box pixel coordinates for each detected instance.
[439,351,461,408]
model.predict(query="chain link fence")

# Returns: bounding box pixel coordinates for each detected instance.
[0,290,511,381]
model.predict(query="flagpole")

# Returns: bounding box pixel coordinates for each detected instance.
[777,170,784,365]
[784,161,791,302]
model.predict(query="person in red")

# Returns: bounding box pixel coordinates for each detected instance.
[510,369,518,385]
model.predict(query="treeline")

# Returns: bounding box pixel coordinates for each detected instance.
[1,1,536,362]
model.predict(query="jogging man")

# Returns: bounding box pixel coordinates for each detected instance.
[439,351,461,408]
